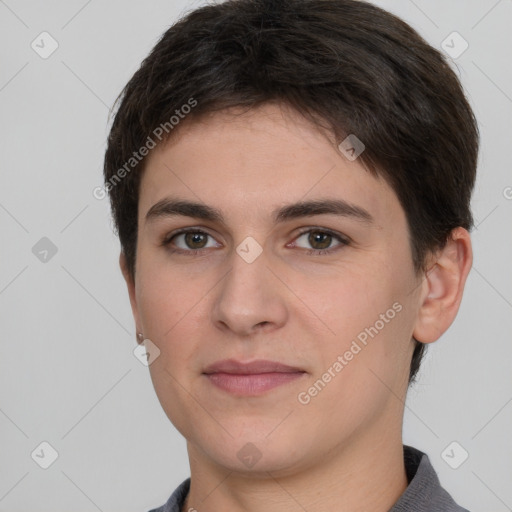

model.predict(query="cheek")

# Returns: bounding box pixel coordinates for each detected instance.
[135,260,215,393]
[300,265,413,388]
[295,302,411,438]
[136,254,206,340]
[138,267,208,435]
[295,265,390,341]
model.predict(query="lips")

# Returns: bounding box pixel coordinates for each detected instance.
[203,359,306,396]
[203,359,305,375]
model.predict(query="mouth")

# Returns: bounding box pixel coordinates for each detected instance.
[203,359,307,396]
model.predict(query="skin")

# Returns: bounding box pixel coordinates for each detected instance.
[120,102,472,512]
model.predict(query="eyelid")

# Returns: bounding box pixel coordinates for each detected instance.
[289,226,350,253]
[161,226,221,248]
[292,226,351,244]
[162,225,217,241]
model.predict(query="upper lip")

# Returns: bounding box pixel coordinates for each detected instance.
[203,359,305,375]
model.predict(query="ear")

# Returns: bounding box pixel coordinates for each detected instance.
[413,227,473,344]
[119,252,143,344]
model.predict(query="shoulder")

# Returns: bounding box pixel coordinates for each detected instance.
[146,477,191,512]
[390,445,470,512]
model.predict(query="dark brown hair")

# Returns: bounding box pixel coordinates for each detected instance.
[104,0,479,384]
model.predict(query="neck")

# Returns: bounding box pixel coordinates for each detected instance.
[182,424,408,512]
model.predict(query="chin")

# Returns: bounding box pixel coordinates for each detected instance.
[196,432,307,475]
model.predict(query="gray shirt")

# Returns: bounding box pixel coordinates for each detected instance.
[148,445,470,512]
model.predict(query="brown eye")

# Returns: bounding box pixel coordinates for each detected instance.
[183,231,208,249]
[308,231,332,250]
[163,229,219,253]
[293,228,349,255]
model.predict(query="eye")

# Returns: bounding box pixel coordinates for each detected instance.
[161,227,349,257]
[162,229,220,255]
[292,228,349,255]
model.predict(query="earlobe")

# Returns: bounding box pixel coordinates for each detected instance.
[413,227,473,344]
[119,252,142,343]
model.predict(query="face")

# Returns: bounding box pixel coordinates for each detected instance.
[124,103,424,476]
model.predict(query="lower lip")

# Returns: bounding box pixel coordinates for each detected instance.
[205,372,305,395]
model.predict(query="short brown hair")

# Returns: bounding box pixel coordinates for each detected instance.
[104,0,479,384]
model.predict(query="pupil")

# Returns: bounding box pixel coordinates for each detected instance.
[186,232,206,249]
[309,231,331,250]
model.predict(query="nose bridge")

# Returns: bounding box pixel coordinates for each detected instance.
[212,242,286,335]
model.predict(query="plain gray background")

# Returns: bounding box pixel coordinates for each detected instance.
[1,0,511,510]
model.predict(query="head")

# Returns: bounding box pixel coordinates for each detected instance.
[104,0,477,475]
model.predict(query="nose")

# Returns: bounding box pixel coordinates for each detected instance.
[211,245,288,338]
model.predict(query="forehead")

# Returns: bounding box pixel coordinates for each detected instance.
[138,103,402,229]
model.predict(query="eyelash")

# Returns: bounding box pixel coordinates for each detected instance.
[161,227,350,257]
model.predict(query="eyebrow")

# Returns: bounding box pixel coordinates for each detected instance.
[145,197,374,226]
